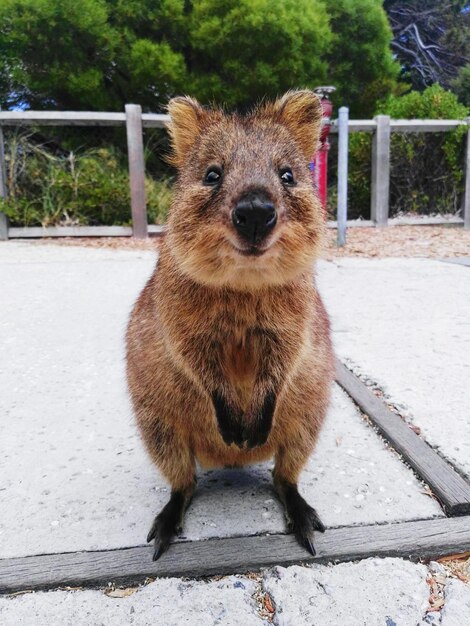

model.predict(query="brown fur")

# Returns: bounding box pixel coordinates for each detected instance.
[126,90,334,555]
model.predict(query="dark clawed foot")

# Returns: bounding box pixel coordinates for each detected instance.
[147,491,186,561]
[291,500,325,556]
[146,515,174,561]
[280,481,325,556]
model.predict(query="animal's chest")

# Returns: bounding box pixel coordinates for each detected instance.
[220,329,259,409]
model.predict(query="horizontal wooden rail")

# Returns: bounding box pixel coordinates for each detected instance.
[8,225,166,238]
[142,113,170,128]
[1,111,467,133]
[390,119,468,132]
[330,120,377,132]
[0,111,170,128]
[0,111,127,126]
[330,119,469,133]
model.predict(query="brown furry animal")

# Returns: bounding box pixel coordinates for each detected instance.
[126,90,334,560]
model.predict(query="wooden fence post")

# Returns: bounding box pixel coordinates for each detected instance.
[464,117,470,230]
[125,104,148,238]
[337,106,349,247]
[371,115,390,226]
[0,119,8,240]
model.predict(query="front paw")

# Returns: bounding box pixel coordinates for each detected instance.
[243,390,276,449]
[275,480,325,556]
[288,496,325,556]
[212,390,244,448]
[219,422,245,448]
[147,492,185,561]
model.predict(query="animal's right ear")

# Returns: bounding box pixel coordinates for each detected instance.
[166,96,205,168]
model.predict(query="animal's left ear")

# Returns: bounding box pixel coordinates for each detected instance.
[273,90,323,160]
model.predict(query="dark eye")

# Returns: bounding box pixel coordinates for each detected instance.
[279,167,295,186]
[203,166,223,186]
[279,168,295,186]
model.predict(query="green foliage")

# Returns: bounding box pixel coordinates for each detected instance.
[0,0,118,109]
[0,0,187,110]
[326,0,401,117]
[451,64,470,107]
[0,132,171,226]
[377,83,469,119]
[0,0,398,115]
[185,0,331,109]
[344,133,372,219]
[348,84,469,217]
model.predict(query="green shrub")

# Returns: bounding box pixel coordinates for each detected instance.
[348,84,469,218]
[451,64,470,108]
[0,131,172,226]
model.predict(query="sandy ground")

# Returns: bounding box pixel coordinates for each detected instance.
[27,224,470,259]
[323,224,470,260]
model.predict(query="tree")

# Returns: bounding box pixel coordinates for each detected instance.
[0,0,187,110]
[182,0,331,110]
[384,1,470,91]
[0,0,397,114]
[0,0,332,112]
[326,0,400,117]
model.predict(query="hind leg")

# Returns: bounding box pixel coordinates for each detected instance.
[141,418,197,560]
[273,443,325,556]
[147,478,196,561]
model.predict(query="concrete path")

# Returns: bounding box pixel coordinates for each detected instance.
[0,243,441,559]
[1,558,469,625]
[318,257,470,479]
[1,242,469,624]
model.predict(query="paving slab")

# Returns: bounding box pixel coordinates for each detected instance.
[263,558,430,626]
[0,575,263,626]
[441,578,470,626]
[0,244,441,559]
[318,257,470,480]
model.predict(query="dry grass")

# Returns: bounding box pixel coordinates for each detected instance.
[437,552,470,586]
[32,224,470,260]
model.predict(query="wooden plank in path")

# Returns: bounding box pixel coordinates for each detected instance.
[1,516,469,594]
[335,360,470,516]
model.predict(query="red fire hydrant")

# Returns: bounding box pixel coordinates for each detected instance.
[311,86,336,217]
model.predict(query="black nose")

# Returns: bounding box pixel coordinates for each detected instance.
[232,192,277,244]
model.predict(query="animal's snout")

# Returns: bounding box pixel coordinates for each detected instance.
[232,191,277,244]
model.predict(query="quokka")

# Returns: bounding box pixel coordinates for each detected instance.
[126,89,334,560]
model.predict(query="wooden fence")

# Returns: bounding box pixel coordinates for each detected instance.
[0,106,469,240]
[330,113,470,231]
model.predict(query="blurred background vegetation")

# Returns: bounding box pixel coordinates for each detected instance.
[0,0,469,226]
